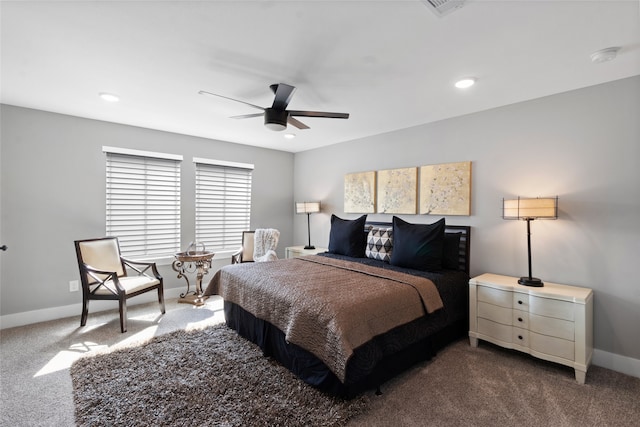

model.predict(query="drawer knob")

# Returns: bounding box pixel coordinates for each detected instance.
[518,300,523,305]
[518,317,523,322]
[518,335,523,340]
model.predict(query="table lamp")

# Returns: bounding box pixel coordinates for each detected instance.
[503,196,558,287]
[296,201,321,250]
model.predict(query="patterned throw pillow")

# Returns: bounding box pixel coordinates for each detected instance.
[366,227,393,262]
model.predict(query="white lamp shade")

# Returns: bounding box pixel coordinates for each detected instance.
[296,201,321,214]
[503,197,557,219]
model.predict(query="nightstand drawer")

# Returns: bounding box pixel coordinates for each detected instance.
[513,310,529,329]
[478,301,512,325]
[478,318,512,343]
[529,313,574,341]
[478,286,512,308]
[513,328,529,347]
[530,296,574,321]
[513,293,529,311]
[530,332,574,360]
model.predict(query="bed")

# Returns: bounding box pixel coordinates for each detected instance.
[204,216,470,398]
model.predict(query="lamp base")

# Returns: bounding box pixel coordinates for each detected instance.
[304,245,316,250]
[518,277,544,287]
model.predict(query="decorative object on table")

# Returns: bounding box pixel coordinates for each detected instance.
[173,241,215,306]
[377,167,417,214]
[419,161,472,215]
[502,196,558,287]
[296,201,321,249]
[344,171,376,213]
[74,237,165,333]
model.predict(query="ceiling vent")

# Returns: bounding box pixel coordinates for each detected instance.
[421,0,466,17]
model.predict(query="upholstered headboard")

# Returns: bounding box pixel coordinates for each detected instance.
[365,221,471,275]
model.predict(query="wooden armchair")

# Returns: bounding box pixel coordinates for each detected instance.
[231,231,255,264]
[231,229,280,264]
[74,237,165,333]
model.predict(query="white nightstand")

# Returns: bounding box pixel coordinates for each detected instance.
[469,273,593,384]
[285,246,328,259]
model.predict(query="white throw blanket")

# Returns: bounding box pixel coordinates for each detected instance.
[253,228,280,262]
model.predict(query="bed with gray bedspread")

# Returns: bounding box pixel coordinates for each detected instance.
[204,223,470,397]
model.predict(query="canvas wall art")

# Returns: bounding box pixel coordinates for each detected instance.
[377,167,417,214]
[344,171,376,213]
[419,161,471,215]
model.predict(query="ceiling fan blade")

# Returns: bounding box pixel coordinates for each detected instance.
[287,116,310,130]
[288,110,349,119]
[270,83,296,110]
[230,113,264,119]
[198,90,264,111]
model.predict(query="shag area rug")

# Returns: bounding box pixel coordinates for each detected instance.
[70,324,368,426]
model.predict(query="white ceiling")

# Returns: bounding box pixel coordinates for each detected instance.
[1,1,639,153]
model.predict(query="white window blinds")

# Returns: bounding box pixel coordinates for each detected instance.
[194,158,253,252]
[105,147,182,258]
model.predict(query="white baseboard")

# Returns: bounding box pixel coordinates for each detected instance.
[2,294,639,380]
[593,348,640,379]
[0,287,183,330]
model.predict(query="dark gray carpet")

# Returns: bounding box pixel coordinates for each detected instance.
[350,339,640,427]
[70,324,368,427]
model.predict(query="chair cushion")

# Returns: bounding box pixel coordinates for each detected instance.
[93,276,160,295]
[242,231,255,262]
[78,238,125,282]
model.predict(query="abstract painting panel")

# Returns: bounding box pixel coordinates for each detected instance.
[419,161,471,215]
[377,167,417,214]
[344,171,376,213]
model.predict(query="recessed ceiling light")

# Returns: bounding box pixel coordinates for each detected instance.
[590,47,620,64]
[455,78,476,89]
[284,133,296,139]
[99,92,120,102]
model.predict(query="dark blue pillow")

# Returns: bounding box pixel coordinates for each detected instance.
[390,216,445,271]
[328,214,368,258]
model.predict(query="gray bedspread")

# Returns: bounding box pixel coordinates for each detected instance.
[204,255,443,382]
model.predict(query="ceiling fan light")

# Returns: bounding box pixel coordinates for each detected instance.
[284,133,296,139]
[264,108,288,131]
[265,122,287,131]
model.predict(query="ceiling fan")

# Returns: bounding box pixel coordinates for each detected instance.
[199,83,349,131]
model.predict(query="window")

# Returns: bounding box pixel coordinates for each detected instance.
[104,146,182,258]
[194,158,253,252]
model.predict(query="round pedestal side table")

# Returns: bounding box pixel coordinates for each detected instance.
[172,250,215,306]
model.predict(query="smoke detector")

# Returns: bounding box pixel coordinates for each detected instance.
[590,47,620,64]
[421,0,467,17]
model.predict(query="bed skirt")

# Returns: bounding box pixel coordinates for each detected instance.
[223,301,467,398]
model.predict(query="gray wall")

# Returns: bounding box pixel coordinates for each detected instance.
[293,76,640,361]
[0,105,294,315]
[2,77,638,365]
